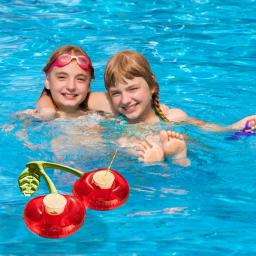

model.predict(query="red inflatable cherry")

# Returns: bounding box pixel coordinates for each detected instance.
[24,194,85,238]
[73,168,129,210]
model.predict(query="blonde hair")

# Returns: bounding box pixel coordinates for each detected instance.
[104,50,169,122]
[42,45,94,109]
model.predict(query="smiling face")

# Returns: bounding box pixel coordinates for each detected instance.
[108,77,158,123]
[45,60,91,113]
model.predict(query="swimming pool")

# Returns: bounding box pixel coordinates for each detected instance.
[1,0,256,255]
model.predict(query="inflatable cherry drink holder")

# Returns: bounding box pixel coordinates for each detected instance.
[73,168,129,210]
[24,194,85,238]
[18,158,129,238]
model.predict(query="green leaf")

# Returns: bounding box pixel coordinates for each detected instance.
[18,167,41,196]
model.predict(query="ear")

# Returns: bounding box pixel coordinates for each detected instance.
[44,76,50,90]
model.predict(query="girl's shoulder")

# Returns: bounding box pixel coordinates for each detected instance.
[166,107,188,122]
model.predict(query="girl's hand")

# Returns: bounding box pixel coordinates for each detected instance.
[231,115,256,131]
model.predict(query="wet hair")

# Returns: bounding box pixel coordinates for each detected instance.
[41,45,94,109]
[104,50,169,122]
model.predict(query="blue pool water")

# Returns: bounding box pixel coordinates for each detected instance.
[1,0,256,255]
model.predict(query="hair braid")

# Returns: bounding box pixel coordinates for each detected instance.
[152,88,169,122]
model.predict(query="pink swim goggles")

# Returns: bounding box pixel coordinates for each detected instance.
[45,53,93,75]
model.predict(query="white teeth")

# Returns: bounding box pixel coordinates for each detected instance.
[63,93,77,97]
[123,104,138,113]
[124,104,136,110]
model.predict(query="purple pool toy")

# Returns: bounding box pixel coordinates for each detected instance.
[226,120,256,140]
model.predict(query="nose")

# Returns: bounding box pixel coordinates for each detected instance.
[120,92,131,106]
[66,78,76,91]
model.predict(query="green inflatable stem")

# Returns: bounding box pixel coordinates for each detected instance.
[18,161,84,196]
[41,161,84,177]
[26,161,83,177]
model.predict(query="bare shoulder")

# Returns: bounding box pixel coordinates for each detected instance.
[88,92,115,114]
[166,108,188,122]
[36,93,55,110]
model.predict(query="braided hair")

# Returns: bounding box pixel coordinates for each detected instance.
[151,84,169,122]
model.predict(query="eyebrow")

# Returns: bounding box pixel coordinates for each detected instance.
[55,71,68,75]
[109,87,119,92]
[76,73,89,77]
[109,83,140,90]
[55,72,88,77]
[126,83,140,87]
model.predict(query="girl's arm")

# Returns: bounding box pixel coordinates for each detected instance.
[186,115,256,132]
[165,107,256,132]
[186,117,228,132]
[36,90,116,117]
[87,92,116,115]
[36,91,57,120]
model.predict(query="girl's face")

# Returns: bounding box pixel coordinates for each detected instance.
[108,77,156,123]
[45,60,91,113]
